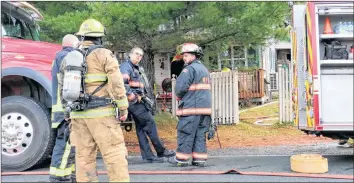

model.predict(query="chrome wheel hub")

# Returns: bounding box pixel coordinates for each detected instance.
[2,112,34,156]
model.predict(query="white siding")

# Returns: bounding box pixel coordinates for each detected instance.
[274,41,291,50]
[154,54,171,94]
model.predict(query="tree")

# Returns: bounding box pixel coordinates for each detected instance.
[33,1,290,98]
[88,2,188,98]
[31,2,91,43]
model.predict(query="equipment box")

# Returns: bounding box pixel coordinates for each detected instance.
[292,2,353,133]
[317,4,354,126]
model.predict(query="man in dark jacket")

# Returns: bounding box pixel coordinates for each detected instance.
[168,43,213,167]
[120,47,175,163]
[49,34,78,182]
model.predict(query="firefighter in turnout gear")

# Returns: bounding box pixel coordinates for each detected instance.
[49,34,79,182]
[62,19,130,182]
[168,43,213,167]
[120,47,175,163]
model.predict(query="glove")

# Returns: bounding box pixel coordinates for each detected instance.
[207,123,216,140]
[118,109,128,122]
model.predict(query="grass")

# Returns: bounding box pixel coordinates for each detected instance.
[154,112,178,126]
[239,101,279,124]
[123,102,333,153]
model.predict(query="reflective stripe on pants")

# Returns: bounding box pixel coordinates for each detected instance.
[49,164,75,177]
[176,115,210,162]
[49,121,75,180]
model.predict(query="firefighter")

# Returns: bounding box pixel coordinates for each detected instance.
[61,19,130,182]
[49,34,79,182]
[120,47,175,163]
[168,43,214,167]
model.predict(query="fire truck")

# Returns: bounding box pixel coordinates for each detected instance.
[291,2,353,140]
[2,1,136,172]
[1,2,61,171]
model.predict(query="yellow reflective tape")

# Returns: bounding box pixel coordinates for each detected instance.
[306,7,312,34]
[55,74,63,110]
[52,104,64,112]
[348,138,354,145]
[59,142,72,170]
[52,122,60,128]
[307,36,313,76]
[70,108,115,119]
[115,98,128,108]
[49,166,73,177]
[85,74,107,83]
[71,164,75,171]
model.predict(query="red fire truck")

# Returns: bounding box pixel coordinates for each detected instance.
[2,1,61,171]
[291,2,353,140]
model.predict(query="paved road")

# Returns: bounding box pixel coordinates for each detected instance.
[2,154,353,182]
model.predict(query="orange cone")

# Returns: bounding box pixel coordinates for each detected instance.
[323,17,333,34]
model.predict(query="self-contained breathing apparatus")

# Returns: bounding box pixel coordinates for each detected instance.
[62,45,118,116]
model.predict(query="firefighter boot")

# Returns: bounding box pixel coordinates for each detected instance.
[143,156,164,163]
[192,160,206,167]
[49,175,71,182]
[345,138,354,148]
[157,149,176,158]
[338,139,347,145]
[168,157,188,167]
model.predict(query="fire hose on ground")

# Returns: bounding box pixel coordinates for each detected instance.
[2,124,352,181]
[5,112,351,179]
[2,169,353,180]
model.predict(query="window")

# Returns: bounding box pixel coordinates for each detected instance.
[232,45,246,69]
[1,11,39,41]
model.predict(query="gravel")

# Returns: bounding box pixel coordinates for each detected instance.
[117,142,353,159]
[206,142,354,156]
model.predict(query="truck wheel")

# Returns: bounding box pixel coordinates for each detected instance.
[1,96,54,172]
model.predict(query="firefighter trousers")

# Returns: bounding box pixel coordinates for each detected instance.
[71,116,129,182]
[129,102,165,160]
[176,115,211,163]
[49,120,76,182]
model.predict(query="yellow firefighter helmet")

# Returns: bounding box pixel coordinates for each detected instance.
[172,44,183,62]
[221,67,231,72]
[76,19,106,37]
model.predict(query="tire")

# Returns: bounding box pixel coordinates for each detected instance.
[1,96,55,172]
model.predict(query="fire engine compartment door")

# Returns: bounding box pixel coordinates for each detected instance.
[320,68,353,125]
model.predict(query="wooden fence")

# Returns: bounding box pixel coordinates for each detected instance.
[278,63,293,123]
[172,71,240,125]
[238,69,266,99]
